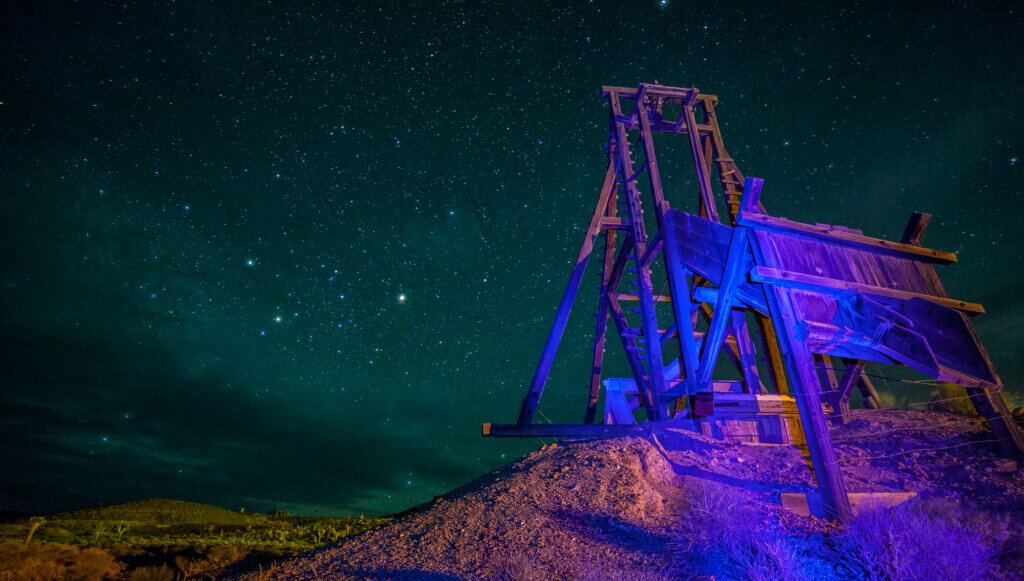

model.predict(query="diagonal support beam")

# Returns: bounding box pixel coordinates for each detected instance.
[694,213,753,390]
[517,162,617,425]
[742,177,852,519]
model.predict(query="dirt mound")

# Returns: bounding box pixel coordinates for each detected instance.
[239,411,1024,581]
[240,436,694,579]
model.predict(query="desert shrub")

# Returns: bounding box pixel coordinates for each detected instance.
[0,541,123,581]
[128,565,176,581]
[571,561,671,581]
[829,499,998,581]
[491,551,541,581]
[673,482,808,581]
[175,544,250,579]
[927,383,978,417]
[874,391,898,410]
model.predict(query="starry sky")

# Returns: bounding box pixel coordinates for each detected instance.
[2,1,1022,517]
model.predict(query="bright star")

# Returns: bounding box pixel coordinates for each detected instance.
[274,315,282,323]
[246,259,255,266]
[398,293,407,303]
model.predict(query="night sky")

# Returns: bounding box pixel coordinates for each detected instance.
[2,1,1022,517]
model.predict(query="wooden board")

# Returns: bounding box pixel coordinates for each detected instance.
[781,492,918,518]
[693,412,804,445]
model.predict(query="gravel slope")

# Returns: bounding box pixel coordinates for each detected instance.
[238,410,1024,580]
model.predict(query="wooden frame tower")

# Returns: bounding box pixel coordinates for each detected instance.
[483,84,1024,518]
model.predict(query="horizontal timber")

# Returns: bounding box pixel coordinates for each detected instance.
[610,292,673,303]
[737,212,957,264]
[602,85,705,101]
[751,266,985,315]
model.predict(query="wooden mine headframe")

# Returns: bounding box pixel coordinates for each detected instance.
[483,83,1024,518]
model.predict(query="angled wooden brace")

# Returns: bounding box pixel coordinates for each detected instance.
[741,177,853,519]
[694,185,757,391]
[517,162,617,425]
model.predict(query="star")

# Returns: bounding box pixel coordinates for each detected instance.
[398,294,407,303]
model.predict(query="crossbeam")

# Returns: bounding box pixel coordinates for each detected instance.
[737,211,957,264]
[750,266,984,314]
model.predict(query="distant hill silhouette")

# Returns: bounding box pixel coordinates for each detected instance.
[58,498,254,524]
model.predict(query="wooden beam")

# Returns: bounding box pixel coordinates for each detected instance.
[744,181,852,519]
[755,314,789,395]
[601,84,702,101]
[900,212,931,246]
[731,311,764,394]
[516,162,617,426]
[599,217,632,230]
[692,284,769,314]
[684,104,719,224]
[638,228,664,267]
[815,354,848,425]
[610,292,672,303]
[836,360,866,408]
[966,388,1024,462]
[694,182,758,390]
[763,284,853,519]
[586,213,619,424]
[737,211,957,264]
[750,266,985,315]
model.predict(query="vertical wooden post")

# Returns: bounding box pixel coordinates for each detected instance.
[756,316,789,395]
[835,360,865,424]
[585,188,621,424]
[609,91,665,420]
[682,94,719,224]
[815,354,842,425]
[730,311,764,394]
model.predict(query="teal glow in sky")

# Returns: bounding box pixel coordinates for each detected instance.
[1,1,1022,516]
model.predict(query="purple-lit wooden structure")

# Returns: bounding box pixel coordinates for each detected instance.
[483,84,1024,518]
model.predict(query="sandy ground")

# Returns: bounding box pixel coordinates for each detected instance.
[236,409,1024,580]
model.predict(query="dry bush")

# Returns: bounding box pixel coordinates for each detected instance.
[874,391,899,410]
[490,551,541,581]
[829,499,998,581]
[175,544,251,580]
[128,565,176,581]
[0,541,123,581]
[927,383,978,417]
[673,482,808,581]
[571,561,671,581]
